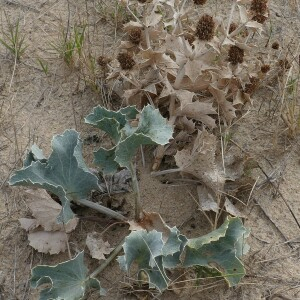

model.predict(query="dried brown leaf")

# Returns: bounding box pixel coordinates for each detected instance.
[175,130,225,193]
[24,189,78,232]
[175,90,216,129]
[224,198,246,218]
[28,231,68,255]
[197,185,219,213]
[144,9,162,27]
[178,74,211,91]
[176,116,195,134]
[140,48,178,75]
[19,218,38,231]
[86,232,113,261]
[209,83,236,124]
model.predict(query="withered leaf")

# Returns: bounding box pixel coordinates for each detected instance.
[197,185,219,213]
[175,130,225,194]
[209,83,236,125]
[24,189,78,232]
[175,90,216,129]
[86,232,113,261]
[28,231,68,255]
[224,198,246,218]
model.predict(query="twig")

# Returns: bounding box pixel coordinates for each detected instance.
[246,176,260,206]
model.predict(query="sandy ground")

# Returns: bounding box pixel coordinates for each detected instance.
[1,0,300,299]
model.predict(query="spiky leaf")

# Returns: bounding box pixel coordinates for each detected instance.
[93,147,119,175]
[118,217,249,292]
[117,105,173,168]
[84,106,138,142]
[31,252,105,300]
[117,230,170,291]
[9,130,101,223]
[183,217,250,286]
[86,104,173,172]
[23,144,47,167]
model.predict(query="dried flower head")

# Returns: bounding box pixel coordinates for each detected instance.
[97,55,111,67]
[128,28,142,44]
[195,14,215,41]
[193,0,207,4]
[250,0,268,15]
[117,52,135,70]
[244,77,259,94]
[229,23,238,34]
[228,46,244,65]
[252,14,267,24]
[184,34,195,46]
[272,41,279,50]
[261,64,270,73]
[278,59,291,70]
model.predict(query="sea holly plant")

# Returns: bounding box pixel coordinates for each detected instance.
[85,104,173,219]
[8,104,250,299]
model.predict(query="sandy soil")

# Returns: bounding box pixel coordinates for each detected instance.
[1,0,300,299]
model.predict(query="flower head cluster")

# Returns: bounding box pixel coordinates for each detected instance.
[250,0,268,24]
[117,53,135,70]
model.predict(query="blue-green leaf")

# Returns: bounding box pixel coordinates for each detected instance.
[118,217,249,291]
[116,105,173,168]
[85,106,138,142]
[9,130,101,223]
[23,144,47,167]
[183,217,250,286]
[31,252,106,300]
[93,147,119,175]
[117,230,170,292]
[86,105,173,171]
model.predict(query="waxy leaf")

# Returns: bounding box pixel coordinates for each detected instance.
[115,105,173,168]
[87,105,173,173]
[23,144,47,167]
[93,147,119,175]
[183,217,250,286]
[119,216,249,292]
[85,106,139,142]
[31,252,105,300]
[118,230,170,291]
[9,130,101,223]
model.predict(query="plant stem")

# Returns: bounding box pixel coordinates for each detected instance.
[129,162,142,220]
[151,168,181,177]
[89,240,124,278]
[75,198,127,221]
